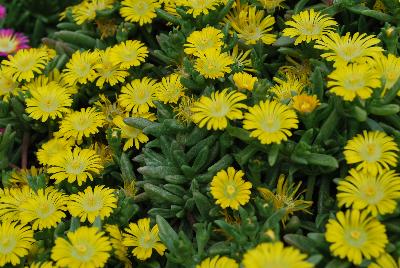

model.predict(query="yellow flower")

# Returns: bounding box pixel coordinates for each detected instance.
[283,9,337,45]
[230,45,255,73]
[191,89,247,130]
[105,225,132,267]
[337,169,400,216]
[51,226,112,268]
[344,131,399,175]
[47,146,103,186]
[94,48,129,88]
[292,94,320,113]
[194,49,234,79]
[118,77,158,113]
[210,167,252,210]
[328,63,381,101]
[314,32,383,66]
[326,209,388,265]
[184,26,224,56]
[180,0,222,17]
[68,185,117,223]
[25,81,72,122]
[36,138,74,165]
[0,221,35,266]
[123,218,166,260]
[270,75,305,104]
[258,174,312,223]
[0,186,33,221]
[0,68,19,101]
[2,48,49,82]
[372,53,400,95]
[120,0,160,25]
[173,94,195,125]
[233,72,258,91]
[19,187,68,230]
[226,4,276,45]
[73,0,115,25]
[196,255,239,268]
[94,94,126,127]
[243,100,298,144]
[242,242,313,268]
[9,166,44,187]
[63,50,99,85]
[57,107,106,141]
[90,142,114,166]
[113,115,149,151]
[368,253,400,268]
[110,40,148,69]
[257,0,286,10]
[156,73,185,104]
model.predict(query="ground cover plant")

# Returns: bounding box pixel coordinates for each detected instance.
[0,0,400,267]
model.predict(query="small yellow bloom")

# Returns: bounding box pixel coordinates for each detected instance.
[372,53,400,95]
[242,242,313,268]
[105,225,132,267]
[191,89,247,130]
[9,166,44,187]
[123,218,166,260]
[210,167,252,210]
[173,94,195,125]
[113,115,149,151]
[63,50,99,85]
[243,100,299,144]
[258,0,286,10]
[68,185,117,223]
[36,138,74,165]
[292,94,320,113]
[156,73,185,104]
[270,75,305,104]
[51,226,112,268]
[326,209,388,265]
[0,68,19,101]
[120,0,160,25]
[72,0,115,25]
[94,48,129,88]
[110,40,148,69]
[194,49,234,79]
[0,186,34,221]
[196,255,239,268]
[184,26,224,56]
[180,0,222,17]
[344,130,399,175]
[233,72,258,91]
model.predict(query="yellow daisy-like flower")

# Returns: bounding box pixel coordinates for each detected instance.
[73,0,115,25]
[344,131,399,175]
[258,174,312,223]
[25,81,72,122]
[226,5,276,45]
[2,48,49,82]
[243,100,299,144]
[326,209,388,265]
[36,138,74,165]
[156,73,185,104]
[51,226,112,268]
[314,32,383,66]
[210,167,252,210]
[118,77,158,113]
[94,94,126,127]
[337,169,400,216]
[120,0,161,25]
[105,225,132,267]
[180,0,222,17]
[184,26,224,56]
[110,40,148,69]
[194,49,234,79]
[123,218,166,261]
[372,53,400,94]
[19,187,68,230]
[258,0,286,10]
[68,185,117,223]
[57,107,106,141]
[9,166,44,188]
[292,94,320,113]
[242,242,313,268]
[173,94,195,125]
[94,48,129,88]
[63,50,99,86]
[282,9,337,45]
[0,186,33,221]
[47,146,103,186]
[191,89,247,130]
[270,75,305,104]
[0,68,19,101]
[232,72,258,91]
[0,221,35,267]
[328,63,381,101]
[368,253,400,268]
[196,255,239,268]
[113,115,149,151]
[230,45,255,73]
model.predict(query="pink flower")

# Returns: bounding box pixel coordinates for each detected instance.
[0,5,6,19]
[0,29,29,56]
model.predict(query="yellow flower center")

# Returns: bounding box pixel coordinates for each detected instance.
[0,37,17,54]
[14,55,38,72]
[65,159,87,175]
[350,230,361,239]
[301,22,321,35]
[72,243,94,261]
[122,125,140,139]
[38,95,60,113]
[139,232,155,248]
[37,201,56,219]
[72,115,93,131]
[346,229,367,248]
[359,143,382,163]
[338,44,361,62]
[135,88,151,104]
[76,244,87,253]
[226,185,236,195]
[74,62,92,78]
[83,194,104,212]
[134,1,150,13]
[260,116,281,132]
[0,236,16,254]
[344,74,365,91]
[210,100,230,117]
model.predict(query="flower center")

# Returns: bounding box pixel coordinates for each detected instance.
[135,88,151,104]
[15,56,37,72]
[226,185,236,196]
[344,75,365,91]
[0,236,16,254]
[72,116,93,131]
[139,232,155,249]
[359,143,382,163]
[123,125,140,139]
[261,116,281,132]
[346,229,367,248]
[83,194,104,212]
[37,202,56,219]
[301,22,321,35]
[38,95,60,113]
[65,159,87,175]
[210,101,230,117]
[0,37,17,53]
[74,63,92,78]
[72,243,94,261]
[339,44,361,62]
